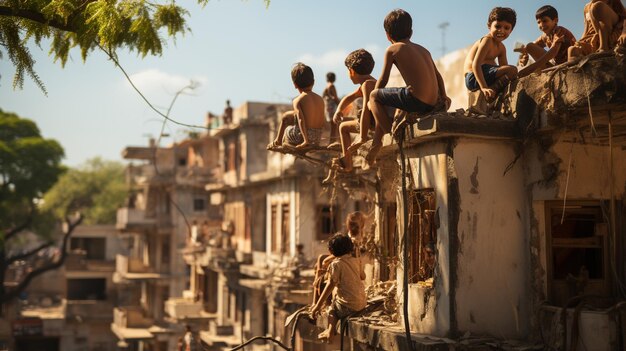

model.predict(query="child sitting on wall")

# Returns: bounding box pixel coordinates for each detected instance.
[267,63,325,150]
[516,5,576,73]
[366,9,449,167]
[568,0,626,61]
[309,233,366,342]
[464,7,518,101]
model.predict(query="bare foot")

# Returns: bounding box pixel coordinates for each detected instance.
[326,141,341,150]
[331,157,352,172]
[347,135,369,153]
[295,141,309,150]
[322,169,335,185]
[364,143,381,169]
[317,328,333,343]
[266,140,281,150]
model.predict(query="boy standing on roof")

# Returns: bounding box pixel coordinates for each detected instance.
[366,9,449,166]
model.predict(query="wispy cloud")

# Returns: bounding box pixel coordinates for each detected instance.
[297,44,383,72]
[125,69,208,96]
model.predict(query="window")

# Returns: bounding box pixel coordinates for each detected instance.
[380,203,398,282]
[161,239,170,266]
[193,198,206,211]
[545,201,609,305]
[317,205,339,240]
[407,190,437,284]
[66,278,106,300]
[271,205,278,253]
[178,157,187,166]
[281,204,290,254]
[70,237,106,260]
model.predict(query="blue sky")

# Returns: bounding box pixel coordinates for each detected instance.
[1,0,587,166]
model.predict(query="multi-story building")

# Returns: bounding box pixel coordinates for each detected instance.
[112,133,221,351]
[2,225,120,351]
[164,101,367,351]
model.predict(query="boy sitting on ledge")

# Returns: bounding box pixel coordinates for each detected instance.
[267,63,325,150]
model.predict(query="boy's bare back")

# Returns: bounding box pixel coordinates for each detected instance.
[388,42,439,106]
[294,91,325,129]
[464,36,505,73]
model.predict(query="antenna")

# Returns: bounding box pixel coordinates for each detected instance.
[438,22,450,57]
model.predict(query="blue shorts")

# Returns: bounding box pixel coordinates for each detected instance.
[465,64,499,91]
[374,87,435,114]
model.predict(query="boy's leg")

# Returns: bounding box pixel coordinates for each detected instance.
[524,42,553,71]
[494,65,518,81]
[273,111,295,146]
[589,2,620,51]
[339,120,358,168]
[364,125,384,168]
[368,89,393,133]
[347,110,373,153]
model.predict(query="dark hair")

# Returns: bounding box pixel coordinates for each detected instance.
[345,49,375,75]
[488,7,517,28]
[328,233,353,257]
[291,63,314,89]
[326,72,336,83]
[535,5,558,20]
[384,9,412,41]
[345,211,365,236]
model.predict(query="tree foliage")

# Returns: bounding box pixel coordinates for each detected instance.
[0,0,217,92]
[42,157,127,225]
[0,108,70,303]
[0,108,65,232]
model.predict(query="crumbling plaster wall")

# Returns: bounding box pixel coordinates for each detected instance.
[524,138,626,331]
[400,141,451,336]
[453,139,530,339]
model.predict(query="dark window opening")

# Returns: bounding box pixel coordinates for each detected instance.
[380,203,398,282]
[546,202,609,305]
[271,205,278,253]
[193,198,206,211]
[70,237,106,260]
[67,279,106,300]
[178,157,187,166]
[317,205,339,240]
[281,204,290,254]
[407,190,437,284]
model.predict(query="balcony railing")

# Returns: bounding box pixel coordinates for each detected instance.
[66,300,113,320]
[116,208,155,231]
[165,295,216,320]
[65,251,114,272]
[113,307,154,328]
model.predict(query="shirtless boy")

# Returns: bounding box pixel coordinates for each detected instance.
[516,5,575,74]
[366,9,449,165]
[323,72,341,146]
[268,63,325,149]
[324,49,377,175]
[464,7,518,100]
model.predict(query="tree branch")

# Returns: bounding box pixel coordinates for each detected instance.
[4,205,35,242]
[0,6,77,33]
[6,242,53,267]
[0,213,83,304]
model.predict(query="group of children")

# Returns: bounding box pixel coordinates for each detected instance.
[268,3,626,174]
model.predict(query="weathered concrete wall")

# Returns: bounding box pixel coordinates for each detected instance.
[402,142,450,336]
[453,139,530,339]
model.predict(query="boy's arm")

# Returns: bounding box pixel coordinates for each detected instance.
[497,43,509,67]
[518,32,564,78]
[330,85,340,103]
[619,19,626,46]
[294,100,309,146]
[333,87,361,124]
[471,37,496,98]
[310,278,335,315]
[374,47,394,90]
[434,67,451,110]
